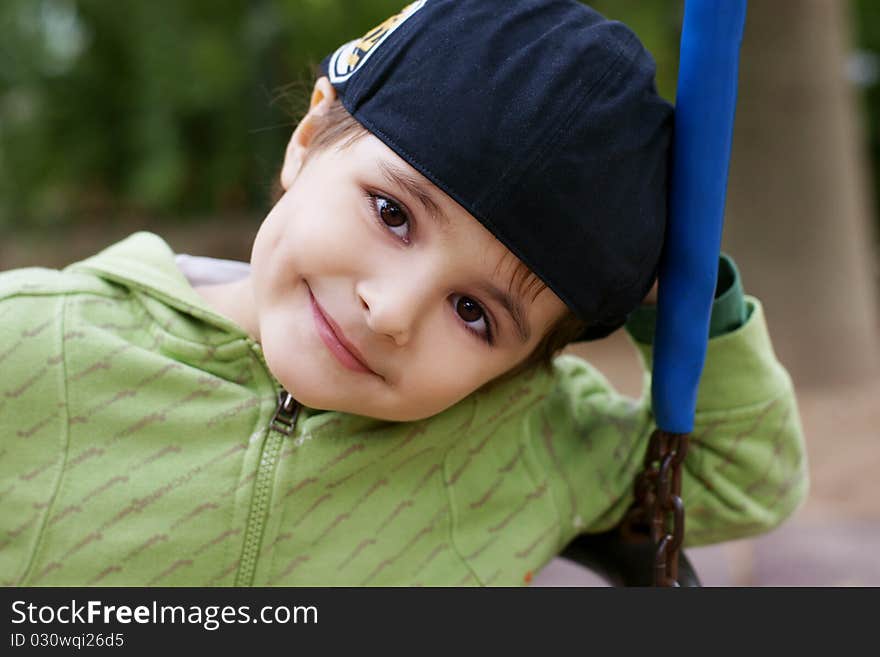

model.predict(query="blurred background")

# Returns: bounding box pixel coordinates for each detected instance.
[1,0,878,585]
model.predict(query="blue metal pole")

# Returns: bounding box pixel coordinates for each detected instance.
[652,0,748,433]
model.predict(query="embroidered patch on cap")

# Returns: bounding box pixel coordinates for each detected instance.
[327,0,426,84]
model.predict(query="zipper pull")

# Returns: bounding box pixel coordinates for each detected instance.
[270,389,300,436]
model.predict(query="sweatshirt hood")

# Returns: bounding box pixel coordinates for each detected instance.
[65,230,250,339]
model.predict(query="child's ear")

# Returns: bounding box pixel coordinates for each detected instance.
[280,76,337,191]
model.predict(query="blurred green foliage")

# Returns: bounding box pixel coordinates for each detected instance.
[0,0,685,229]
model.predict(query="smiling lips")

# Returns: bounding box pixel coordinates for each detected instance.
[309,288,378,376]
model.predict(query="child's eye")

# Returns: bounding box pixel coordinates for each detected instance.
[366,192,412,242]
[451,294,493,345]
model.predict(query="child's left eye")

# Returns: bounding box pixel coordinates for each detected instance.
[452,294,493,344]
[366,193,412,242]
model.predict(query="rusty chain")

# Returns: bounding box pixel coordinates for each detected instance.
[621,429,690,586]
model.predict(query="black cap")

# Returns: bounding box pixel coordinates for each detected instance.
[321,0,673,341]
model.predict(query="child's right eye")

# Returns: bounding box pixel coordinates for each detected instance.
[365,192,412,243]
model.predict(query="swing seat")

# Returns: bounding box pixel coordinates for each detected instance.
[560,531,701,587]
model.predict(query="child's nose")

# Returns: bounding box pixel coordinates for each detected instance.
[357,273,434,346]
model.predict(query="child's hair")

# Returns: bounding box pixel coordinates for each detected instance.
[272,83,588,379]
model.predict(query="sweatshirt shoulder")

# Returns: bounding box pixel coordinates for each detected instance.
[544,353,631,412]
[0,265,122,303]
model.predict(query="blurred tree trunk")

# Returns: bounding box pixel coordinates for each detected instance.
[723,0,880,387]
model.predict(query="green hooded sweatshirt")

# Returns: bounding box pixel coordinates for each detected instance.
[0,232,808,586]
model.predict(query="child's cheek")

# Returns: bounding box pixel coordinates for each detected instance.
[293,225,350,279]
[405,337,489,409]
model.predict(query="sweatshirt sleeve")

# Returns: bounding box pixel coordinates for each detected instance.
[528,294,809,549]
[0,270,70,585]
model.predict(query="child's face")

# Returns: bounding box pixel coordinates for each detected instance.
[248,79,567,421]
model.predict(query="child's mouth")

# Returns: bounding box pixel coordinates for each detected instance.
[308,286,380,377]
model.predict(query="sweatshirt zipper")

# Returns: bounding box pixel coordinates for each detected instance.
[235,388,300,586]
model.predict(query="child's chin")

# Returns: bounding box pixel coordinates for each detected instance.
[281,383,366,416]
[280,372,450,421]
[297,391,426,422]
[279,384,338,412]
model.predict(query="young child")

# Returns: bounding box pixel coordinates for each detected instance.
[0,0,807,586]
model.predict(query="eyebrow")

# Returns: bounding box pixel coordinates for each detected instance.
[376,160,531,344]
[376,160,450,230]
[477,283,532,344]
